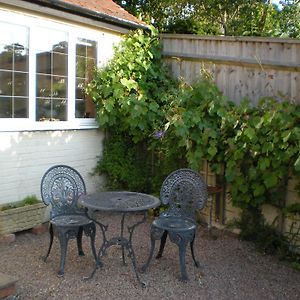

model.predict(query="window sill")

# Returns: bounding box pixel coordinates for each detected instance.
[0,119,99,132]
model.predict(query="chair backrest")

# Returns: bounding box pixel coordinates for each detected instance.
[160,168,208,219]
[40,165,86,218]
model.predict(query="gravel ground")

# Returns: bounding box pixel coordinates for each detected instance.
[1,212,300,300]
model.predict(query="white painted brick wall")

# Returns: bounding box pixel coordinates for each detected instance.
[0,129,104,205]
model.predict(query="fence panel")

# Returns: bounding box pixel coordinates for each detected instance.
[162,35,300,246]
[162,34,300,105]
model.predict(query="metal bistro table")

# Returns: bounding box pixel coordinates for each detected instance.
[79,191,160,286]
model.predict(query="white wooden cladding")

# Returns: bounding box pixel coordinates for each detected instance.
[0,130,104,205]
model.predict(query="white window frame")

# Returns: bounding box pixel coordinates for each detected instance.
[0,8,120,132]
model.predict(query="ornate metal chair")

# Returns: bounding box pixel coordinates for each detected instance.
[40,165,98,276]
[142,168,208,281]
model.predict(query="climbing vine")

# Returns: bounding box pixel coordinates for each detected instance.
[86,26,178,143]
[87,27,300,212]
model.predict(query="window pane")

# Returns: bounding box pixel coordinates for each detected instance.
[86,41,97,58]
[53,53,67,76]
[36,98,67,121]
[36,97,51,121]
[76,56,86,78]
[36,27,68,122]
[0,44,13,70]
[14,97,28,118]
[36,74,51,97]
[0,22,29,119]
[53,98,67,121]
[86,58,96,79]
[36,52,51,74]
[0,22,28,47]
[52,41,68,54]
[76,43,86,57]
[0,96,12,118]
[53,76,67,98]
[0,23,29,72]
[76,78,85,100]
[14,44,29,72]
[0,71,12,96]
[35,28,68,54]
[75,98,95,118]
[75,99,85,118]
[76,39,96,56]
[14,72,28,96]
[75,38,97,119]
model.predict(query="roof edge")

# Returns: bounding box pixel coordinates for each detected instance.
[24,0,149,30]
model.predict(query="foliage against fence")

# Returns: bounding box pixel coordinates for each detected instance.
[88,29,300,260]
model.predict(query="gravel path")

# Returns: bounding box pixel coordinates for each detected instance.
[1,212,300,300]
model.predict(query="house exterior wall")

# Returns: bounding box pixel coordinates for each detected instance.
[0,129,104,205]
[0,2,125,206]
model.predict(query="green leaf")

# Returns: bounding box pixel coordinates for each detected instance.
[207,145,217,158]
[244,127,256,140]
[259,157,270,171]
[233,149,244,160]
[294,155,300,171]
[264,173,278,188]
[252,183,265,197]
[262,142,274,153]
[225,168,235,182]
[120,78,138,91]
[282,130,291,143]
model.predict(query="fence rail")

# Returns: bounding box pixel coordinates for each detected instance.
[161,34,300,105]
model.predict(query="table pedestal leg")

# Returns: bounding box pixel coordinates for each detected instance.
[84,212,147,287]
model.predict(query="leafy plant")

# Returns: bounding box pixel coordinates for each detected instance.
[94,131,152,192]
[87,27,185,194]
[0,195,40,211]
[86,26,178,143]
[236,207,290,256]
[223,98,300,209]
[88,27,300,264]
[167,79,233,174]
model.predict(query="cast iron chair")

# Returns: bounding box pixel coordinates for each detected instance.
[142,168,208,281]
[40,165,98,276]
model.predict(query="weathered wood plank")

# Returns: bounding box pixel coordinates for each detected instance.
[162,35,300,104]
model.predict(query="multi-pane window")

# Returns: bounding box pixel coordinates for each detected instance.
[0,11,111,130]
[0,22,29,118]
[36,28,68,121]
[75,38,97,118]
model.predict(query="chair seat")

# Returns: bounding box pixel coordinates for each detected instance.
[153,216,196,232]
[51,215,92,227]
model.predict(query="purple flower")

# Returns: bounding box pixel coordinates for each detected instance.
[153,130,165,139]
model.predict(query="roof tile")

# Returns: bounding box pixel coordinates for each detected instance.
[60,0,143,25]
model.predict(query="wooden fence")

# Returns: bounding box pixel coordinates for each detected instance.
[161,35,300,247]
[161,34,300,105]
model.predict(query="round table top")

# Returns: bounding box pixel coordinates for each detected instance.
[79,191,161,212]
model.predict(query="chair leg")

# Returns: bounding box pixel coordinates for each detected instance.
[44,224,54,262]
[89,223,102,267]
[77,226,84,256]
[190,233,200,268]
[156,230,168,259]
[178,237,189,281]
[141,233,156,273]
[142,225,166,272]
[57,231,69,277]
[169,230,194,281]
